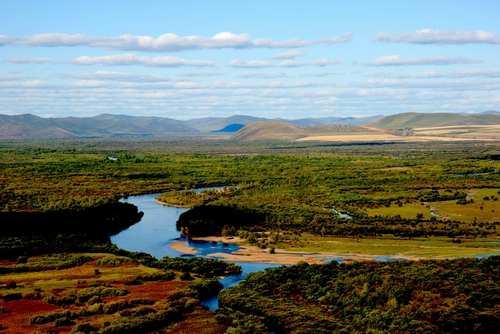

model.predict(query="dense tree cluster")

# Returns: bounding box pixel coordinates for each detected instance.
[219,257,500,333]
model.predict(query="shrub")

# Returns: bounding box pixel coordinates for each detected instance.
[97,256,135,266]
[69,322,97,334]
[55,317,75,327]
[180,272,193,281]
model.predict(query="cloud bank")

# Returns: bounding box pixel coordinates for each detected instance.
[65,54,214,67]
[3,32,353,52]
[372,29,500,44]
[364,55,482,66]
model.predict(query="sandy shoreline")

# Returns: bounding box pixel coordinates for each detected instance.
[170,236,424,265]
[154,199,187,208]
[170,241,197,255]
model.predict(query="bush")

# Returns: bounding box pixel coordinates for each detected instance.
[180,272,193,281]
[55,317,75,327]
[69,322,98,334]
[189,278,223,299]
[97,256,135,266]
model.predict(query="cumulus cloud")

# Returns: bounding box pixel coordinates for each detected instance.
[311,58,343,66]
[372,29,500,44]
[364,55,482,66]
[271,50,305,59]
[229,58,343,68]
[4,31,353,52]
[300,72,341,77]
[179,71,223,77]
[414,69,500,79]
[0,35,15,45]
[450,69,500,78]
[278,60,306,67]
[238,72,286,78]
[8,57,52,64]
[316,32,353,44]
[228,60,275,68]
[60,70,171,82]
[65,54,214,67]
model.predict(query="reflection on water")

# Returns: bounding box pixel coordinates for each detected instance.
[186,239,240,256]
[112,193,188,259]
[200,262,282,310]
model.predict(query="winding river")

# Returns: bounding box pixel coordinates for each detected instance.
[111,191,283,310]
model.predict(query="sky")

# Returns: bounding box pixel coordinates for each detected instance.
[1,1,499,120]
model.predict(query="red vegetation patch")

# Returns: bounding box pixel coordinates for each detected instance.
[107,281,191,302]
[0,300,61,334]
[168,308,228,334]
[51,288,66,295]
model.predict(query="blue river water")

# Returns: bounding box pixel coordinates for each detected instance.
[111,191,283,310]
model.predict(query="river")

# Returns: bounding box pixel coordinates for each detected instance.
[111,191,284,310]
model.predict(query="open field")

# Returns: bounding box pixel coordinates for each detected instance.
[363,188,500,223]
[297,133,495,142]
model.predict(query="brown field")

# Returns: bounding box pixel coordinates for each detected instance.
[297,133,495,142]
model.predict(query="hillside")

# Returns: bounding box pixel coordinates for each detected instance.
[0,114,201,139]
[185,115,267,132]
[369,112,500,129]
[230,121,308,141]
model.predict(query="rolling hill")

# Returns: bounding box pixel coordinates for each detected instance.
[0,114,201,139]
[230,121,308,141]
[369,112,500,129]
[185,115,267,132]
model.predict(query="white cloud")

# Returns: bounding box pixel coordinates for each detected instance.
[60,70,171,82]
[5,32,352,51]
[311,58,343,66]
[271,50,305,59]
[8,57,53,64]
[372,29,500,44]
[0,35,14,45]
[364,55,482,66]
[0,75,22,81]
[65,54,214,67]
[299,73,331,77]
[238,72,286,78]
[278,60,306,67]
[450,69,500,78]
[71,80,108,87]
[316,32,353,44]
[229,58,344,68]
[402,69,500,79]
[179,71,223,77]
[228,60,274,68]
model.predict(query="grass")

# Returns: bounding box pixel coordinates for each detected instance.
[275,234,500,258]
[364,188,500,223]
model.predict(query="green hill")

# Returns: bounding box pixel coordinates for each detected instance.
[369,112,500,129]
[0,114,201,139]
[230,121,308,141]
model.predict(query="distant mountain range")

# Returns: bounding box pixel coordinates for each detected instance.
[0,113,384,139]
[0,111,498,139]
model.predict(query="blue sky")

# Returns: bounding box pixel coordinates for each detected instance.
[1,1,499,119]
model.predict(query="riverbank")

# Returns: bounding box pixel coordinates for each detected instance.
[169,235,500,265]
[154,199,187,208]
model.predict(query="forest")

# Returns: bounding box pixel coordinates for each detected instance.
[1,137,499,332]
